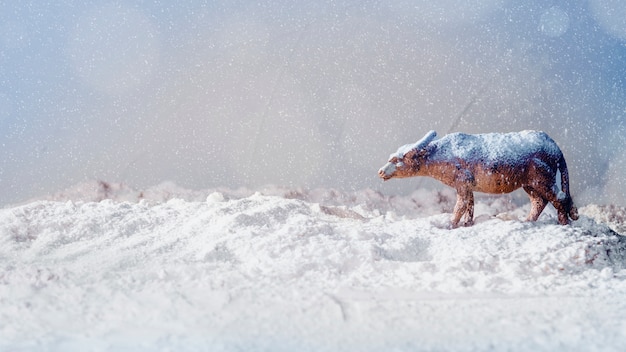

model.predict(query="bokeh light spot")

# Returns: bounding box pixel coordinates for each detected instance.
[539,6,570,37]
[590,0,626,41]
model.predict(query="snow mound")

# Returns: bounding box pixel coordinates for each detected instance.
[2,185,626,351]
[580,204,626,235]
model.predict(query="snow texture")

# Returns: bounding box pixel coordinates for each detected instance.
[2,182,626,351]
[392,130,438,159]
[428,130,562,166]
[387,130,563,171]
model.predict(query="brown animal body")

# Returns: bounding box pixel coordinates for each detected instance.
[378,130,579,228]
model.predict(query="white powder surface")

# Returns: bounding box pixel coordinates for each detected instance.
[1,182,625,351]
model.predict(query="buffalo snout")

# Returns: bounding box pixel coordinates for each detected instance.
[378,162,396,180]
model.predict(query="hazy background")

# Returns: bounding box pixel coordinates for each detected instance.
[1,0,625,206]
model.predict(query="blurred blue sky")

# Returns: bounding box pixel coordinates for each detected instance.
[1,0,625,205]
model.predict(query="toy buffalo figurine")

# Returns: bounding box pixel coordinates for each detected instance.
[378,130,579,228]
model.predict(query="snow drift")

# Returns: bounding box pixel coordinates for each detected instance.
[1,182,626,351]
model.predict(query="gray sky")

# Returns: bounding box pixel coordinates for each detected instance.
[1,0,625,206]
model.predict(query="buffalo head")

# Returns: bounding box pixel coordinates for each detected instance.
[378,130,437,181]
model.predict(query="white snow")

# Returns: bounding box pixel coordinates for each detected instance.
[392,130,438,159]
[1,182,626,351]
[387,130,563,169]
[430,131,562,166]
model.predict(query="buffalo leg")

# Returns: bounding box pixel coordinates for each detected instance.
[523,186,548,221]
[527,183,570,225]
[451,189,474,228]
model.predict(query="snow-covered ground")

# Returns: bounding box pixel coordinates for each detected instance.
[2,181,626,351]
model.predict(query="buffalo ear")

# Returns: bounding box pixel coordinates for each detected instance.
[413,130,437,150]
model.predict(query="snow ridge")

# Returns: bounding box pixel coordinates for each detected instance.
[1,184,626,351]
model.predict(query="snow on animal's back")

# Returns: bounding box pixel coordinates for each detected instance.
[432,130,561,165]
